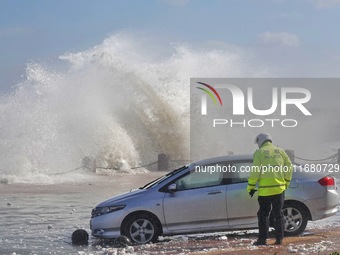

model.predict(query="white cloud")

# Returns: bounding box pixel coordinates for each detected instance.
[257,32,300,47]
[312,0,340,8]
[160,0,190,6]
[266,0,340,8]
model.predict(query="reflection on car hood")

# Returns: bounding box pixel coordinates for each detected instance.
[96,189,145,207]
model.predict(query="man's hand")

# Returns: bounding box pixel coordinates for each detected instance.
[249,189,257,197]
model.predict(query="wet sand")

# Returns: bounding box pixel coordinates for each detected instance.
[188,228,340,255]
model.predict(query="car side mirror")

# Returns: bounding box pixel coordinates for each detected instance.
[168,183,177,192]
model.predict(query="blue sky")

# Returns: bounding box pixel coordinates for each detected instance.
[1,0,340,92]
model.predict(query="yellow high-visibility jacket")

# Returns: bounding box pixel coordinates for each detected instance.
[247,142,293,196]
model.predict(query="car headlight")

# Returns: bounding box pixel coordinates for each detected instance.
[91,205,126,218]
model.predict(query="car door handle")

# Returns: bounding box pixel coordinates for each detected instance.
[207,190,223,195]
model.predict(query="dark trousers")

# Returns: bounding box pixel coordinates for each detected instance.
[257,192,284,241]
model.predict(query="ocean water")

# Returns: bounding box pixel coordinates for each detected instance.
[1,33,340,184]
[0,34,268,184]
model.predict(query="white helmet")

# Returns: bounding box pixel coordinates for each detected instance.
[255,133,272,147]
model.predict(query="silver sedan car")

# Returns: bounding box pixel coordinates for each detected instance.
[90,155,339,244]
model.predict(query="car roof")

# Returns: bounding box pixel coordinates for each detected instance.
[193,154,253,166]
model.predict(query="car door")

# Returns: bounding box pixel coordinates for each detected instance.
[163,164,228,233]
[226,161,259,228]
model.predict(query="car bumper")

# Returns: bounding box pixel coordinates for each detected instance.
[304,189,339,220]
[90,209,127,238]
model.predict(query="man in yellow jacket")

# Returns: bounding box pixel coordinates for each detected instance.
[247,133,293,245]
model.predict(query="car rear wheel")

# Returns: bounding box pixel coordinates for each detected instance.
[283,203,308,236]
[121,213,160,244]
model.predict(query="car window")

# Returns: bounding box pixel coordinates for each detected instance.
[142,166,188,189]
[230,162,252,184]
[175,164,224,190]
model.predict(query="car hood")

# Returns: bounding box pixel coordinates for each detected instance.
[96,189,146,207]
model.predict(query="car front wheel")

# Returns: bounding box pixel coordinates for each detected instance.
[283,203,308,236]
[121,213,160,244]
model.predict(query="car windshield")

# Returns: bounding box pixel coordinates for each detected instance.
[140,165,188,189]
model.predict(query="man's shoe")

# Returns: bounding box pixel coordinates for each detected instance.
[274,239,283,245]
[253,239,267,246]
